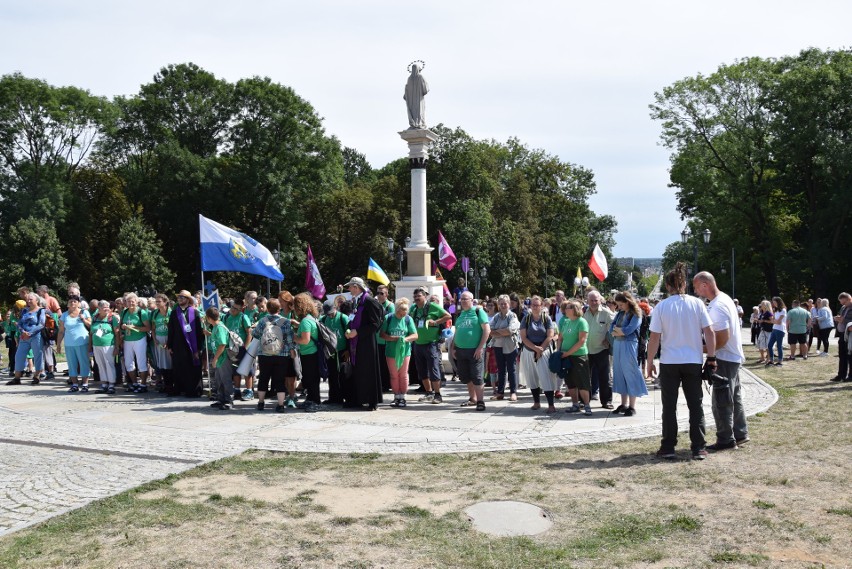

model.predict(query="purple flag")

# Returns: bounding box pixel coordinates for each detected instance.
[305,245,326,299]
[460,256,470,274]
[437,231,458,271]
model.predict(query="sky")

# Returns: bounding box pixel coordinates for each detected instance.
[2,0,850,258]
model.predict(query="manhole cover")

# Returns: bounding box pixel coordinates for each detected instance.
[464,500,552,536]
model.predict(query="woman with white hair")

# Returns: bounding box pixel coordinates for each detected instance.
[120,293,150,392]
[7,293,45,385]
[90,300,120,394]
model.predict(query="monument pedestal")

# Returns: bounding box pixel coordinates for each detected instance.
[392,128,445,301]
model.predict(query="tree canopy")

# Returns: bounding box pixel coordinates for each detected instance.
[651,48,852,304]
[0,63,616,303]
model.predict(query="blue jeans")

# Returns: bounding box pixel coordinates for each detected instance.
[15,335,44,373]
[767,329,785,362]
[66,344,91,378]
[494,348,517,394]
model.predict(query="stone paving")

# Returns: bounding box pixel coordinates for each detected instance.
[0,366,777,537]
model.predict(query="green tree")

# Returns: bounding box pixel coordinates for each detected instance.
[0,217,69,300]
[0,73,111,226]
[102,217,175,296]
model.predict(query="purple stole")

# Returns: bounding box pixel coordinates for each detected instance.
[177,306,199,364]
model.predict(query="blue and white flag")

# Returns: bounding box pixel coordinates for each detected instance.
[199,215,284,280]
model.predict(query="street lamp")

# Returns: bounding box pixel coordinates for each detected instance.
[386,237,409,279]
[272,248,281,294]
[475,267,487,300]
[573,275,590,299]
[681,226,711,294]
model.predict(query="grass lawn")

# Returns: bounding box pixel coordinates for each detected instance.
[1,344,850,568]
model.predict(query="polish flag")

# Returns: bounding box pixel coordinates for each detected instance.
[588,244,608,281]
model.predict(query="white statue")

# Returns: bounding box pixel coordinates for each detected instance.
[404,62,429,129]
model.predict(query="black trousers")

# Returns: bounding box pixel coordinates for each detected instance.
[588,349,612,405]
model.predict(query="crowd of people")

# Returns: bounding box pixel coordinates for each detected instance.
[3,267,851,458]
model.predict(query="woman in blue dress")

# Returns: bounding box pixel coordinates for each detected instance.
[609,291,648,416]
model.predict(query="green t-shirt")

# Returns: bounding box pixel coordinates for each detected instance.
[91,315,119,347]
[559,317,589,356]
[256,311,269,323]
[411,302,449,344]
[454,307,489,349]
[223,312,251,343]
[321,312,349,351]
[297,314,319,355]
[382,314,417,360]
[787,307,810,334]
[6,313,18,336]
[244,307,259,324]
[376,299,394,345]
[211,322,230,367]
[121,308,149,342]
[150,309,171,337]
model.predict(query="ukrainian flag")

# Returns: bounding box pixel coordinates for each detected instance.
[367,258,390,285]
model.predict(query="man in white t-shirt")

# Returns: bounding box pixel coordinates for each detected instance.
[646,263,716,460]
[694,272,748,451]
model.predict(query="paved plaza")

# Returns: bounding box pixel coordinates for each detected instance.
[0,368,777,537]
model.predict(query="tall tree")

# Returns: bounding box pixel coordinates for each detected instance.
[102,217,175,296]
[0,217,69,298]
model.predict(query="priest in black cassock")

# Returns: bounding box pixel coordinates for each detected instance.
[166,290,204,397]
[343,277,384,410]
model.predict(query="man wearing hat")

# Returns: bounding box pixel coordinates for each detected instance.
[166,290,205,397]
[343,277,384,410]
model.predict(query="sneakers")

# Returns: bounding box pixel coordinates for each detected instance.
[106,386,116,395]
[692,449,708,460]
[399,399,407,408]
[418,393,434,403]
[242,389,254,401]
[565,404,581,413]
[80,385,89,392]
[256,400,265,411]
[655,448,676,460]
[706,440,738,452]
[132,384,148,393]
[45,372,55,381]
[68,385,79,392]
[735,436,751,445]
[584,406,593,416]
[275,404,285,413]
[431,393,443,404]
[286,397,297,409]
[624,407,636,416]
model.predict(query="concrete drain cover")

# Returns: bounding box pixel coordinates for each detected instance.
[465,501,552,536]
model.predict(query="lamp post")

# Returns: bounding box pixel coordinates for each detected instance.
[573,275,590,299]
[680,226,711,294]
[272,248,281,294]
[475,267,487,300]
[386,237,410,279]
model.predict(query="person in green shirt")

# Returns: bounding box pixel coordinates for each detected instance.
[451,292,491,411]
[293,293,321,411]
[558,299,593,415]
[255,296,269,322]
[207,307,233,410]
[120,293,150,393]
[380,298,418,407]
[224,299,253,400]
[90,300,120,394]
[411,287,451,403]
[375,284,395,393]
[785,300,811,360]
[320,300,349,405]
[150,293,172,393]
